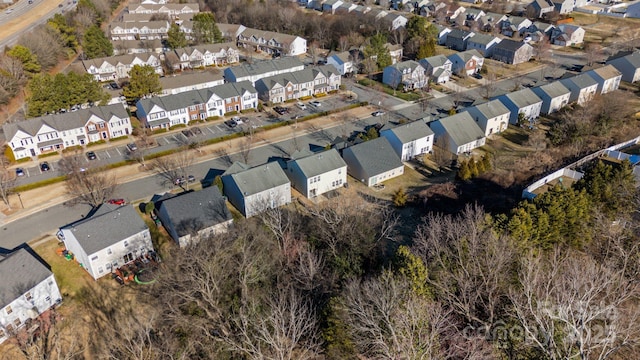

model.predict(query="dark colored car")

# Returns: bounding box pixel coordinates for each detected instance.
[472,73,483,79]
[224,120,238,128]
[86,151,97,160]
[187,174,196,183]
[16,168,25,177]
[192,127,202,135]
[126,143,138,152]
[274,106,288,115]
[182,129,194,137]
[107,199,126,205]
[40,162,50,172]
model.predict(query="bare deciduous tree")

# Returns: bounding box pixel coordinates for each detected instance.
[413,205,515,328]
[341,272,450,359]
[60,153,117,206]
[509,249,640,360]
[151,150,195,190]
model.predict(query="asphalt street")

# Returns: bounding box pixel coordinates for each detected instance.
[0,113,387,250]
[0,0,75,48]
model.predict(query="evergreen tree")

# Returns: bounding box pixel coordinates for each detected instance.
[123,65,162,102]
[7,45,41,75]
[394,246,431,297]
[48,14,78,51]
[27,72,109,117]
[192,12,223,44]
[457,161,472,180]
[167,23,188,50]
[469,159,479,177]
[363,33,391,71]
[575,159,636,217]
[392,187,409,207]
[83,25,113,59]
[416,37,436,59]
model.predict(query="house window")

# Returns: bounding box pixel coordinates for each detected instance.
[98,267,104,274]
[25,292,32,301]
[45,296,51,302]
[13,318,21,327]
[6,324,13,333]
[5,306,12,315]
[124,240,129,247]
[107,248,112,255]
[91,255,98,261]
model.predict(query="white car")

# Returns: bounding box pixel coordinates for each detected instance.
[5,8,12,14]
[372,111,385,117]
[310,100,322,107]
[296,102,307,110]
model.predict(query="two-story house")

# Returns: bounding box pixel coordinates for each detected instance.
[532,81,571,114]
[497,88,543,124]
[419,55,452,83]
[342,137,405,187]
[254,65,341,104]
[466,34,501,57]
[286,149,348,198]
[551,24,585,46]
[164,42,240,70]
[0,248,62,344]
[327,51,356,76]
[382,60,428,91]
[136,81,257,128]
[448,49,484,76]
[606,50,640,83]
[381,120,435,161]
[466,99,511,136]
[127,3,199,18]
[3,104,132,160]
[492,39,534,65]
[224,57,305,86]
[59,204,154,280]
[109,20,170,41]
[82,53,163,81]
[585,65,622,94]
[559,73,599,106]
[222,162,292,218]
[154,187,233,247]
[429,111,486,154]
[445,29,475,51]
[237,27,307,56]
[500,16,533,37]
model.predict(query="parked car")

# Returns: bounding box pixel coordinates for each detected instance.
[472,73,483,79]
[192,127,202,135]
[174,177,185,185]
[235,117,246,125]
[273,106,288,115]
[40,162,50,172]
[309,100,322,107]
[187,174,196,183]
[126,143,138,152]
[107,199,126,205]
[224,119,238,128]
[182,129,194,137]
[5,8,12,14]
[372,111,385,117]
[86,151,97,160]
[296,102,307,110]
[16,168,25,177]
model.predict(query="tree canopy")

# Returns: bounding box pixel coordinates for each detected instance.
[192,12,223,45]
[7,45,41,75]
[363,33,391,71]
[166,23,188,50]
[27,72,109,117]
[83,25,113,59]
[123,64,162,102]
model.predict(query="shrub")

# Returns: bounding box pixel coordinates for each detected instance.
[188,120,204,126]
[86,140,107,148]
[110,135,128,142]
[314,93,327,98]
[4,145,16,163]
[38,152,59,159]
[13,176,66,192]
[393,188,409,207]
[206,116,220,122]
[152,128,168,135]
[225,111,238,116]
[338,84,346,90]
[16,157,31,164]
[299,95,313,101]
[62,145,83,153]
[329,89,339,94]
[169,124,187,130]
[240,108,256,114]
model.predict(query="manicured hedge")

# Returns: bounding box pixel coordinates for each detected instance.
[38,152,59,159]
[86,140,107,148]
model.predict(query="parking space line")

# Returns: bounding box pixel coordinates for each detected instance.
[164,137,171,145]
[115,147,121,156]
[104,150,111,159]
[172,135,179,142]
[207,127,215,134]
[216,125,224,131]
[25,169,30,177]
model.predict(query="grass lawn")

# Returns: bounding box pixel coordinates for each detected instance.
[358,78,422,102]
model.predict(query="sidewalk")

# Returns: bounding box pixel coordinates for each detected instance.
[0,106,375,226]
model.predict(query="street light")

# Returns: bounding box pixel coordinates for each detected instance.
[16,192,24,209]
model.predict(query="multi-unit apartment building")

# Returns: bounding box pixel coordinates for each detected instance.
[81,53,163,82]
[254,65,341,104]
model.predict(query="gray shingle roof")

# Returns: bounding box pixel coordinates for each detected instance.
[3,104,128,140]
[61,205,149,255]
[561,73,598,89]
[223,161,290,196]
[447,29,474,40]
[159,71,224,90]
[82,52,160,70]
[503,88,543,107]
[494,39,527,52]
[382,120,434,143]
[344,137,403,176]
[419,54,450,68]
[469,99,510,119]
[387,60,422,72]
[587,64,621,80]
[434,111,485,145]
[255,65,339,91]
[225,57,305,81]
[467,33,498,46]
[0,248,54,309]
[533,81,570,98]
[608,50,640,67]
[156,187,232,237]
[289,148,347,178]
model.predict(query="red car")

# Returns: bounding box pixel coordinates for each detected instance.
[107,199,126,205]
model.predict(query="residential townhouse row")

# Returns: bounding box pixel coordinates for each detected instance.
[1,58,631,344]
[110,17,307,58]
[3,104,132,160]
[304,0,409,30]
